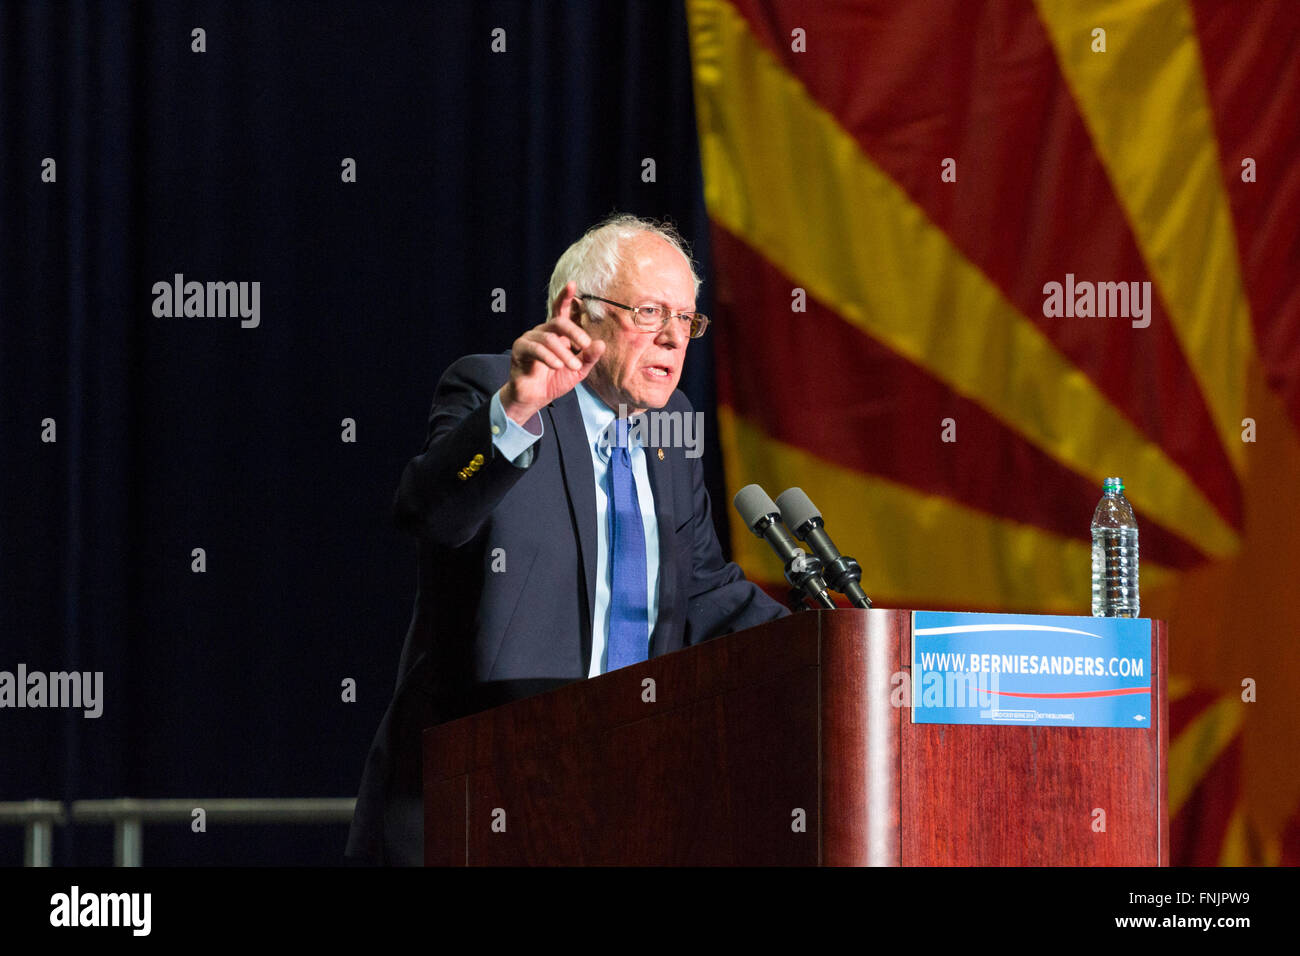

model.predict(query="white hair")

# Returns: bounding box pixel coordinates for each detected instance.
[546,213,701,320]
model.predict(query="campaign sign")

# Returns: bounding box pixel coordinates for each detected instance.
[910,611,1152,728]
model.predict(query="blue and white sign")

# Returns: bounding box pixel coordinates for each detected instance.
[910,611,1152,728]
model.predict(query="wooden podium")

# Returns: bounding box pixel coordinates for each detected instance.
[423,609,1168,865]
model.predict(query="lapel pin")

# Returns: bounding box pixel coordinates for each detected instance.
[657,448,664,461]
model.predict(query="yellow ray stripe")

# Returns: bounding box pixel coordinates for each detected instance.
[1218,811,1280,867]
[1032,0,1254,473]
[1167,673,1195,701]
[687,0,1239,559]
[1168,692,1244,818]
[1259,828,1281,868]
[1216,807,1253,867]
[720,407,1179,610]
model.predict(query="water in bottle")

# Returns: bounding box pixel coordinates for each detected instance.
[1091,477,1139,617]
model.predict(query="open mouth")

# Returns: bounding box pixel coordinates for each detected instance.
[644,365,673,378]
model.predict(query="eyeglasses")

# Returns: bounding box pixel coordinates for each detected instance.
[579,294,710,339]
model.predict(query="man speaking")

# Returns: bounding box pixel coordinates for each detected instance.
[346,214,787,865]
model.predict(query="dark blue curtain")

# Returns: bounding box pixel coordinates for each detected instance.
[0,0,724,865]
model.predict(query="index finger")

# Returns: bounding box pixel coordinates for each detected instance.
[550,280,579,321]
[546,312,592,351]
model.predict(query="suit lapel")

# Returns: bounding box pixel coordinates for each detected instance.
[548,392,598,663]
[646,439,678,658]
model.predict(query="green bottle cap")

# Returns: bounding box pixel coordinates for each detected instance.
[1103,477,1124,493]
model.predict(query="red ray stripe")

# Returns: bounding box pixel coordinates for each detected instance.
[721,0,1242,529]
[1282,805,1300,866]
[1171,735,1241,866]
[1191,1,1300,433]
[713,224,1208,570]
[1169,688,1219,733]
[1169,688,1239,865]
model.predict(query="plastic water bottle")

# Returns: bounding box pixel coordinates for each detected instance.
[1091,477,1139,617]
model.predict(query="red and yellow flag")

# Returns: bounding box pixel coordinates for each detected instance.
[688,0,1300,865]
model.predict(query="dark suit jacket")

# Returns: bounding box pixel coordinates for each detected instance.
[345,353,787,865]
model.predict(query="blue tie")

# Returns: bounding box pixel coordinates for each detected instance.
[606,418,649,671]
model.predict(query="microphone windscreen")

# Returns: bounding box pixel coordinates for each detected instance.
[775,487,821,534]
[733,483,779,530]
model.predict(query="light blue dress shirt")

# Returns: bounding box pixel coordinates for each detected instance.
[488,386,660,676]
[488,389,542,466]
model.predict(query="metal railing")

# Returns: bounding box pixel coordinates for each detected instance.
[0,801,66,867]
[0,798,355,866]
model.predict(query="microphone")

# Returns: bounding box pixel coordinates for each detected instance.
[775,487,872,609]
[733,484,836,610]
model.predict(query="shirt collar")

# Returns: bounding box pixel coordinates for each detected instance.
[576,383,643,462]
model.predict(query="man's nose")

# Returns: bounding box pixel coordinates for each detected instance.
[657,316,689,347]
